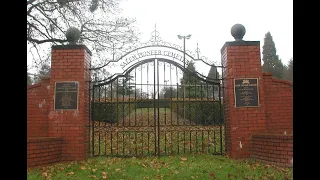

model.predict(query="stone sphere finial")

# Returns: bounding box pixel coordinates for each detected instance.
[231,24,246,41]
[66,27,81,44]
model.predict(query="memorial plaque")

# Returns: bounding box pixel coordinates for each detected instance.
[234,78,259,107]
[54,81,79,110]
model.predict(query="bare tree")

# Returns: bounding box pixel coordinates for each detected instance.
[27,0,140,69]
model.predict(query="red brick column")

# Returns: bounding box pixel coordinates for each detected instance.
[221,41,267,159]
[48,45,91,162]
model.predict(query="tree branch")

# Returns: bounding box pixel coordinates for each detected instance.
[34,6,66,35]
[27,19,53,42]
[27,0,37,5]
[27,37,67,44]
[27,0,55,15]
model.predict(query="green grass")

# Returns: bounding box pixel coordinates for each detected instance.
[27,154,293,180]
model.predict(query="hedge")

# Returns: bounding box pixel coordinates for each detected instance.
[170,99,224,125]
[91,98,224,125]
[91,102,135,123]
[135,99,170,108]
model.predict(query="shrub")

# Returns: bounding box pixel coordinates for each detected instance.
[92,102,135,123]
[135,99,170,108]
[170,99,224,125]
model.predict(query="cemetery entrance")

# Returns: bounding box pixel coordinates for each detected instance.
[89,30,225,157]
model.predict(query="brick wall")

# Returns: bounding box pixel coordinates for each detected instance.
[27,45,91,168]
[251,134,293,167]
[27,137,63,168]
[27,77,50,137]
[263,73,293,134]
[221,41,267,159]
[221,40,293,164]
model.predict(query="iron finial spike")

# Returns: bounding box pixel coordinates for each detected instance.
[155,23,157,42]
[196,42,200,59]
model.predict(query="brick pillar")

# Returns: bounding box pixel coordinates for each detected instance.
[221,39,267,159]
[48,45,91,162]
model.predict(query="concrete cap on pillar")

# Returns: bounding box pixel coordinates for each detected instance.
[231,24,246,41]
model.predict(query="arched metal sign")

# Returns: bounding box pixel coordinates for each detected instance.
[89,28,225,157]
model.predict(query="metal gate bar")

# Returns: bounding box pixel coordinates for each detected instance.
[89,59,225,157]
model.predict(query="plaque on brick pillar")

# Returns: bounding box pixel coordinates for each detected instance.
[234,78,259,107]
[54,81,79,110]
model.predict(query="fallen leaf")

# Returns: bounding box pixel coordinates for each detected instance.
[115,168,121,172]
[67,172,74,175]
[80,166,86,170]
[92,169,97,172]
[209,172,215,177]
[180,157,187,161]
[191,176,195,179]
[58,167,64,171]
[173,170,179,174]
[102,172,108,179]
[42,172,48,177]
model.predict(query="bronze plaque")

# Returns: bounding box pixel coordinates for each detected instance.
[234,78,259,107]
[54,81,79,110]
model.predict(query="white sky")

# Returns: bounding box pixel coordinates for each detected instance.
[27,0,292,75]
[120,0,293,65]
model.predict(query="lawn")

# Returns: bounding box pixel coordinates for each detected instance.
[27,154,293,180]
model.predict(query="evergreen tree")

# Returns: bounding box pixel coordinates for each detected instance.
[27,75,32,86]
[39,63,51,76]
[206,63,220,98]
[283,58,293,82]
[33,63,51,83]
[180,61,206,98]
[160,87,178,98]
[206,64,219,81]
[27,66,33,86]
[118,75,135,96]
[262,32,285,79]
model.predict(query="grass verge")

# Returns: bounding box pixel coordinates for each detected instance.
[27,154,292,180]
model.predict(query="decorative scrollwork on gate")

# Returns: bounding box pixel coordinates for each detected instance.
[90,27,221,74]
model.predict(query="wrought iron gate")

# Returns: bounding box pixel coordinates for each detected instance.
[89,30,225,157]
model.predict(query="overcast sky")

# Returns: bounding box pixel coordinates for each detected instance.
[27,0,292,75]
[119,0,293,65]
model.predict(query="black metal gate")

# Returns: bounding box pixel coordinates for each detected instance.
[89,30,225,157]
